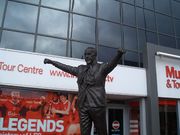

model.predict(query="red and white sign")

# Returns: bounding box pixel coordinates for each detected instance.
[0,88,80,135]
[0,48,147,96]
[112,121,120,129]
[156,55,180,98]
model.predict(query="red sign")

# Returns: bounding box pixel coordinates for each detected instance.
[165,65,180,89]
[112,120,120,129]
[0,88,81,135]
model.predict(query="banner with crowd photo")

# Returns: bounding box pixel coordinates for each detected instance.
[0,88,80,135]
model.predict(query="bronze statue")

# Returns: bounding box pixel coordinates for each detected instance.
[44,47,125,135]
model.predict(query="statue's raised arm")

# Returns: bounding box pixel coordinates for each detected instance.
[103,48,126,75]
[44,58,78,76]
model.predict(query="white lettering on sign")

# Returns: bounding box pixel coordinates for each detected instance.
[0,118,64,132]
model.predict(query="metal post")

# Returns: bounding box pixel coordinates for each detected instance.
[177,100,180,135]
[140,98,147,135]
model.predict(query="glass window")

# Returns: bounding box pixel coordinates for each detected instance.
[159,34,176,48]
[136,0,154,9]
[124,51,139,67]
[0,0,6,26]
[123,26,138,51]
[136,7,156,31]
[73,0,96,17]
[122,3,135,26]
[38,8,68,38]
[159,99,177,135]
[140,53,143,67]
[144,0,154,10]
[135,0,143,7]
[129,101,140,135]
[98,21,121,48]
[0,30,34,51]
[15,0,39,4]
[36,36,66,56]
[138,30,158,51]
[175,19,180,37]
[172,0,180,19]
[4,1,38,32]
[156,14,174,35]
[41,0,69,11]
[155,0,170,15]
[99,0,120,22]
[98,46,121,63]
[72,15,95,43]
[138,29,146,52]
[71,41,95,59]
[147,31,158,45]
[122,0,135,5]
[177,38,180,49]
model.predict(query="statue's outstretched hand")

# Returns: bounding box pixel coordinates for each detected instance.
[118,48,126,55]
[44,58,52,64]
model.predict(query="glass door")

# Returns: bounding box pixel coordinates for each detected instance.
[108,108,124,135]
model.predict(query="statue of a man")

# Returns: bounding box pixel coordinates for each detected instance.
[44,47,125,135]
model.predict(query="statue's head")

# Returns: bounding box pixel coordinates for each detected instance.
[84,47,97,65]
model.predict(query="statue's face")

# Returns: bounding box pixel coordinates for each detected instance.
[84,49,96,65]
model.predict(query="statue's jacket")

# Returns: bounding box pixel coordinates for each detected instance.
[51,52,122,108]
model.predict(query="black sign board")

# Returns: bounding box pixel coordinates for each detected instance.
[108,109,123,135]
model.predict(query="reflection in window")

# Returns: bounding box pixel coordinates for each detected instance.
[159,99,177,135]
[15,0,39,4]
[124,51,138,67]
[138,29,146,52]
[99,0,120,22]
[136,7,156,31]
[122,0,135,5]
[98,46,121,63]
[155,0,170,15]
[0,0,6,26]
[41,0,69,10]
[72,15,95,43]
[36,36,66,56]
[159,34,176,48]
[175,19,180,37]
[4,1,38,32]
[123,26,138,51]
[136,0,154,9]
[140,53,143,67]
[71,41,95,59]
[135,0,143,7]
[138,30,158,52]
[73,0,96,17]
[98,21,121,48]
[1,31,34,51]
[172,0,180,19]
[177,38,180,49]
[156,14,174,35]
[123,3,135,26]
[38,8,68,38]
[146,31,158,45]
[143,0,154,9]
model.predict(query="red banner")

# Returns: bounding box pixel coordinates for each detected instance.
[0,88,80,135]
